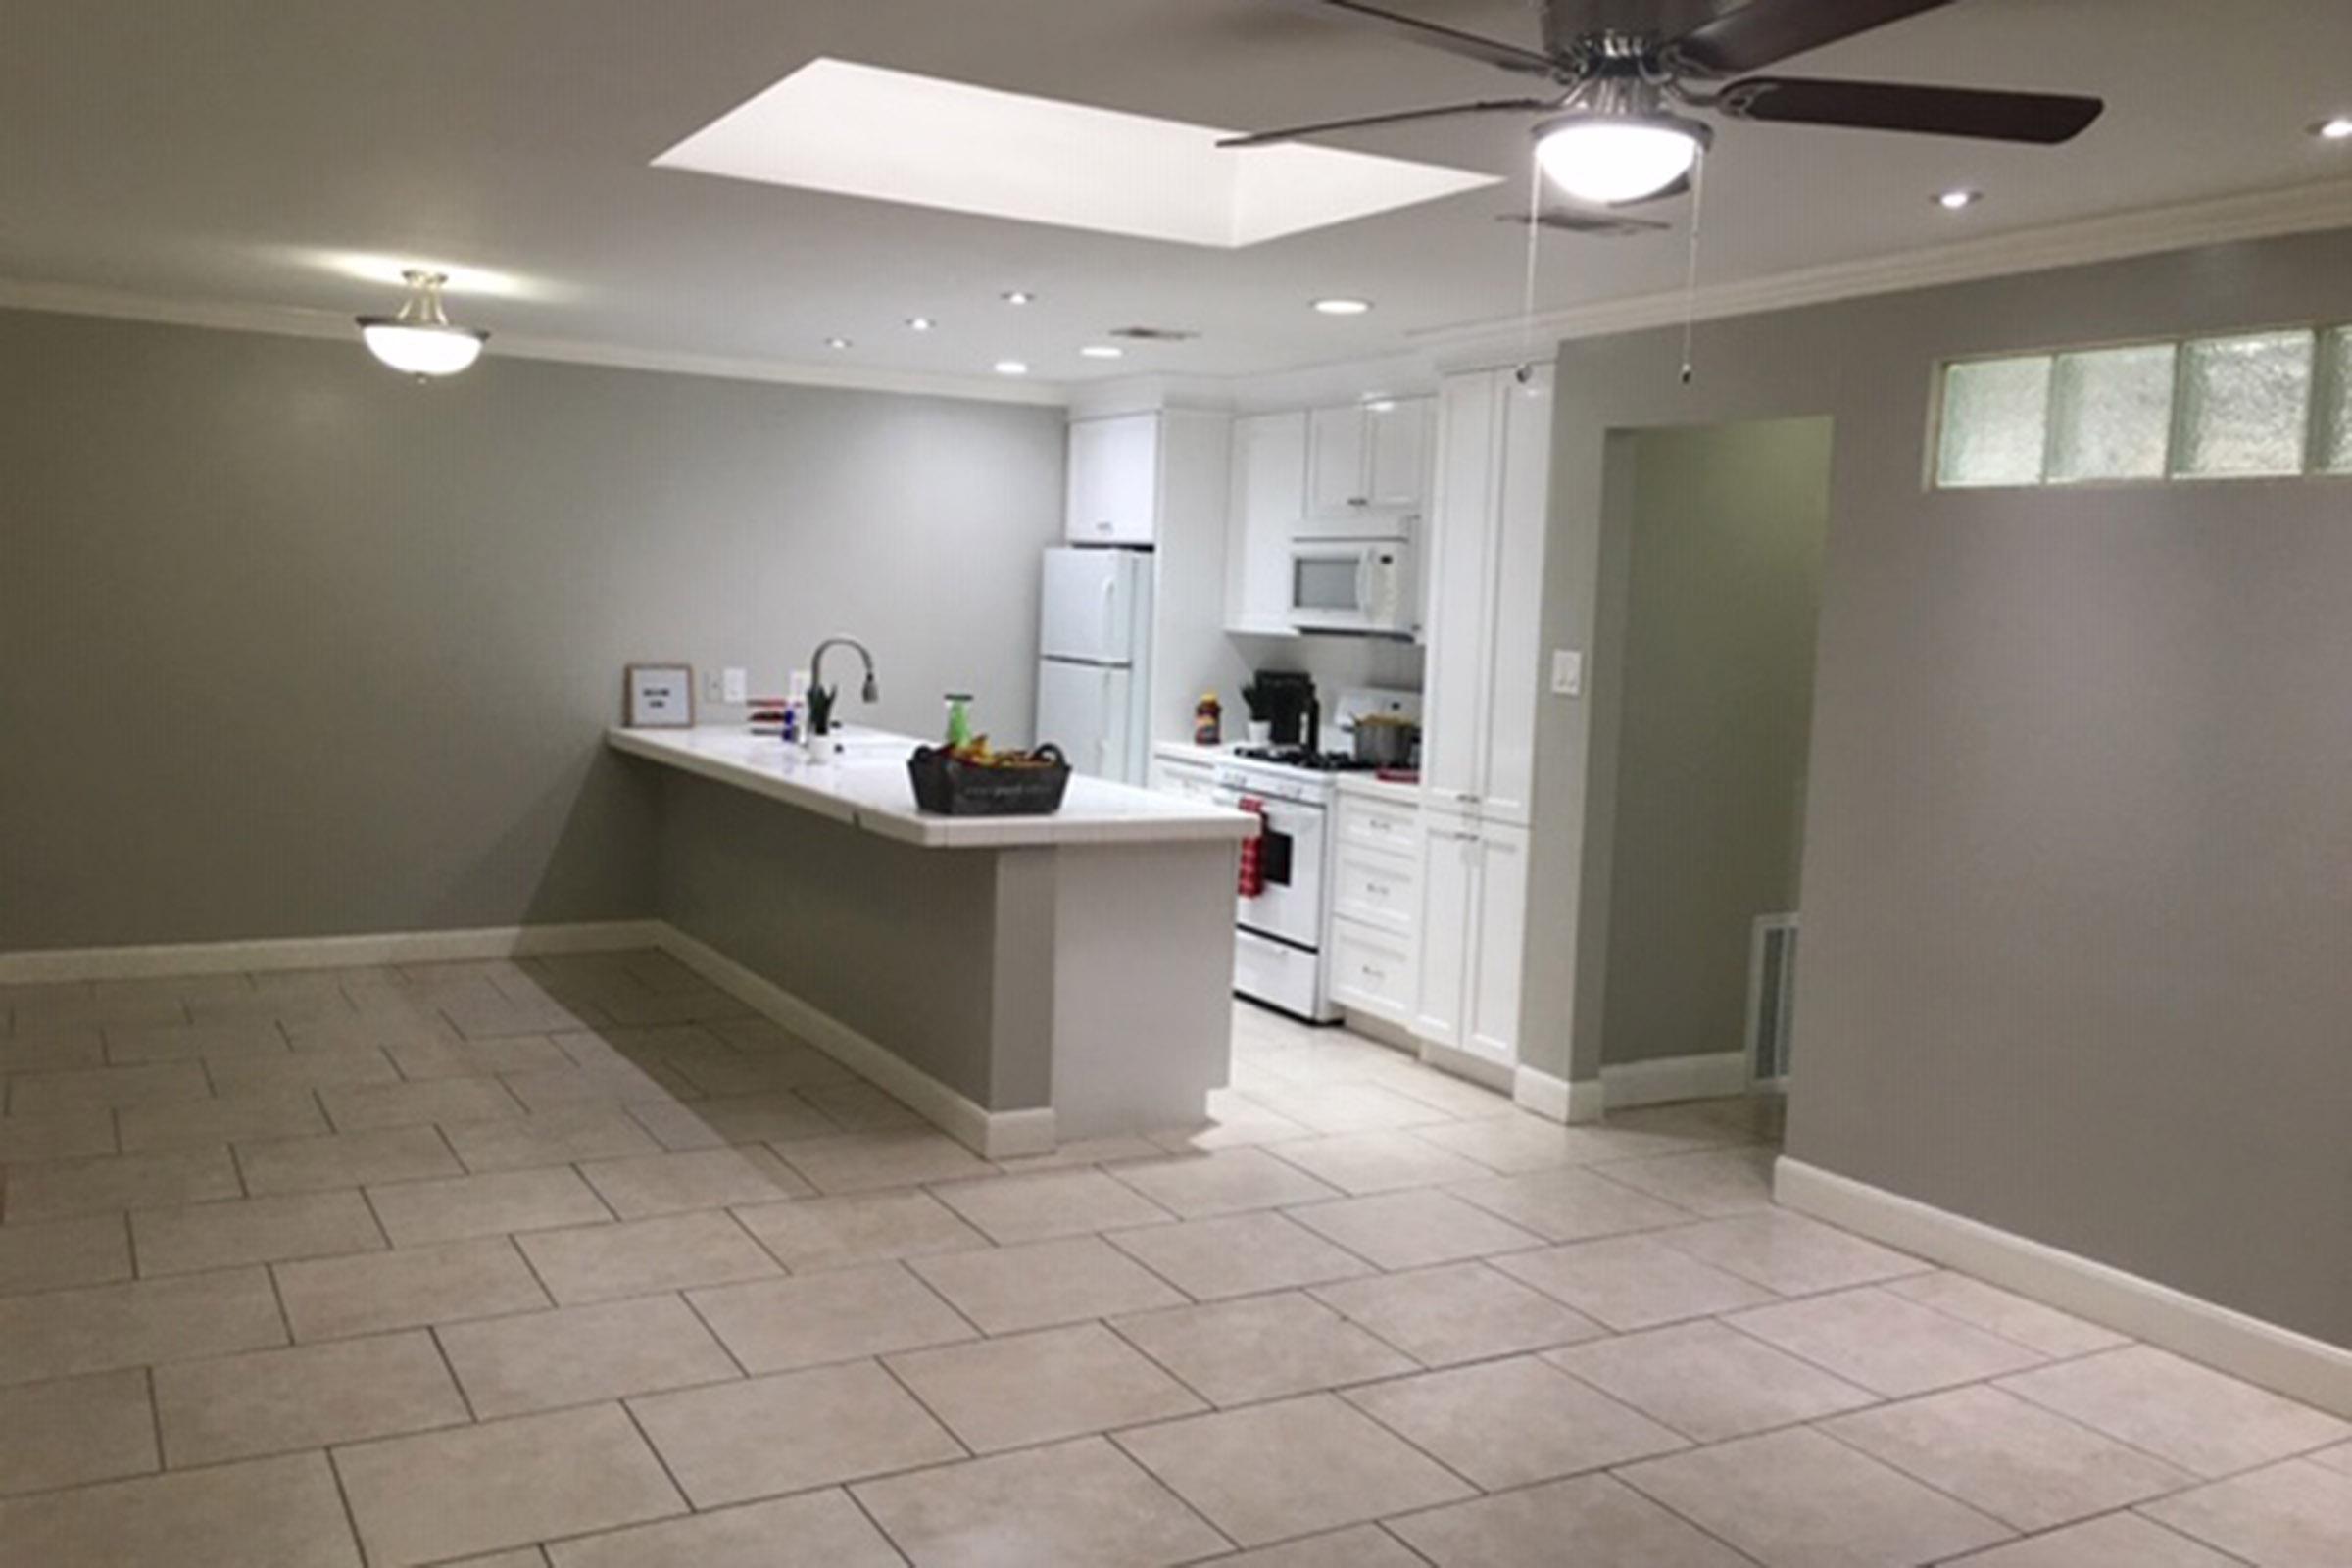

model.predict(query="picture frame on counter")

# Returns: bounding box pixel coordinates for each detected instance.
[624,663,695,728]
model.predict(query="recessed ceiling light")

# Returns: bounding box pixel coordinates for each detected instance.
[2315,117,2352,141]
[825,336,854,350]
[1002,290,1035,305]
[994,360,1030,376]
[1079,345,1125,360]
[1313,298,1373,317]
[1936,188,1983,211]
[906,316,935,331]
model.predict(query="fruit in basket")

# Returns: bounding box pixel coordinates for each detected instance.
[946,736,1059,770]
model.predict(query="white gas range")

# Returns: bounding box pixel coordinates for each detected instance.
[1158,688,1420,1023]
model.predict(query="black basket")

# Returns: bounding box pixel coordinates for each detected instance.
[907,744,1072,816]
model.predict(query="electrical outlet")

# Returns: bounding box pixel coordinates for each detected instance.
[1551,649,1584,698]
[722,666,748,704]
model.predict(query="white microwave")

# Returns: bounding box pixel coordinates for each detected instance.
[1288,538,1416,635]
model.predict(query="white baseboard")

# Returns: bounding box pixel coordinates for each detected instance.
[1776,1156,2352,1419]
[1602,1051,1752,1111]
[0,920,665,984]
[1414,1035,1514,1094]
[1512,1065,1606,1124]
[654,924,1056,1162]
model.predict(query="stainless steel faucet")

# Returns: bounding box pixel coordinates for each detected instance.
[808,636,878,737]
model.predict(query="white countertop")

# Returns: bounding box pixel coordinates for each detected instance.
[612,726,1257,850]
[1153,741,1425,807]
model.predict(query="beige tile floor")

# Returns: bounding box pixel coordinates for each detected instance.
[0,950,2345,1567]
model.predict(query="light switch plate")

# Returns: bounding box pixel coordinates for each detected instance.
[1551,649,1584,698]
[722,666,749,704]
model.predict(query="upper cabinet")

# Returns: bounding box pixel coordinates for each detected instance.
[1420,367,1553,826]
[1300,397,1434,535]
[1225,411,1307,636]
[1065,413,1161,545]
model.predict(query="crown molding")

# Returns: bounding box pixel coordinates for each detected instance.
[0,277,1070,408]
[8,177,2350,409]
[1412,176,2352,366]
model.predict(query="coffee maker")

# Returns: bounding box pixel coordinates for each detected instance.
[1241,671,1319,754]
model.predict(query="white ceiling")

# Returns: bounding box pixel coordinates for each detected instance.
[6,0,2352,392]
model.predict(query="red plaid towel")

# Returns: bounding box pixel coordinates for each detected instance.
[1237,797,1267,898]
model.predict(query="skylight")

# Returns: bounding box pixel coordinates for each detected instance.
[654,59,1498,249]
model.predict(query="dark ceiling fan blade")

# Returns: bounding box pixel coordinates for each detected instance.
[1261,0,1566,77]
[1218,98,1559,149]
[1501,210,1673,235]
[1717,76,2104,143]
[1670,0,1958,76]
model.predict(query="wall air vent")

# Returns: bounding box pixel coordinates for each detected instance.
[1746,913,1800,1089]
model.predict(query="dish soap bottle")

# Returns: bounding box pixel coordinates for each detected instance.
[944,692,974,750]
[1194,692,1223,747]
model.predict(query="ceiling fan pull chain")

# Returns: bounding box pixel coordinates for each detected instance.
[1518,156,1545,373]
[1679,143,1707,386]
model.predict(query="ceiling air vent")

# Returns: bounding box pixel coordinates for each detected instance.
[1107,326,1200,342]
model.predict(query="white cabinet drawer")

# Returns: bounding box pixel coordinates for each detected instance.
[1332,840,1419,938]
[1336,795,1419,856]
[1329,919,1414,1022]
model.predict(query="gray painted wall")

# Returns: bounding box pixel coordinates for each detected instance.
[1527,228,2352,1347]
[1591,420,1829,1069]
[0,309,1064,952]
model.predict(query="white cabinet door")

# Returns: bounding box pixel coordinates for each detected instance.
[1330,919,1415,1024]
[1306,404,1370,522]
[1226,412,1306,633]
[1367,397,1433,514]
[1066,414,1160,545]
[1412,812,1479,1050]
[1465,821,1529,1067]
[1480,368,1552,824]
[1422,375,1498,809]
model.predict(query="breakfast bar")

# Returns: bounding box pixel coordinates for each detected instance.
[609,725,1255,1155]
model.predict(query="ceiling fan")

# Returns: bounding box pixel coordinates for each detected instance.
[1222,0,2105,207]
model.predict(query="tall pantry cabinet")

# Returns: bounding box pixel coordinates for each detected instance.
[1410,365,1553,1074]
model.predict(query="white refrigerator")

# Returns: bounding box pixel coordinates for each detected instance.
[1035,547,1153,783]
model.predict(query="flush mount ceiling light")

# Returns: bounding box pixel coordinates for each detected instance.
[356,270,487,379]
[1936,187,1983,210]
[825,336,854,349]
[1313,297,1373,316]
[994,359,1030,376]
[1002,290,1036,305]
[1079,345,1125,359]
[906,316,935,331]
[2315,117,2352,141]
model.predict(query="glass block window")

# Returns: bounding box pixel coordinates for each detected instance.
[1937,356,2051,488]
[1934,323,2349,489]
[2316,327,2352,474]
[2047,344,2176,483]
[2173,331,2314,478]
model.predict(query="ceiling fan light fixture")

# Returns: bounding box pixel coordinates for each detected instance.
[1534,111,1708,207]
[356,270,487,379]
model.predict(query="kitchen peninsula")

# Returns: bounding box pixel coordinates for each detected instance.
[610,725,1254,1156]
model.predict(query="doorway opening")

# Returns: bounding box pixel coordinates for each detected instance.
[1581,416,1833,1105]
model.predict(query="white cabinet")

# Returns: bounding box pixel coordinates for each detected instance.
[1330,789,1422,1027]
[1329,920,1415,1021]
[1066,414,1161,545]
[1465,820,1529,1065]
[1225,412,1306,635]
[1412,812,1476,1049]
[1420,367,1552,825]
[1413,807,1528,1069]
[1302,398,1434,530]
[1149,753,1217,802]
